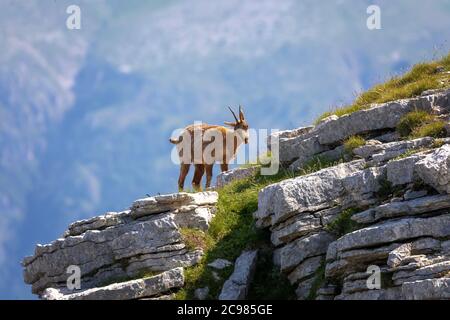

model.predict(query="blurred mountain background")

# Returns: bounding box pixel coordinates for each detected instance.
[1,0,450,299]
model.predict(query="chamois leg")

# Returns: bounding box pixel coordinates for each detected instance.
[220,163,229,172]
[192,164,204,192]
[178,163,190,192]
[205,164,213,189]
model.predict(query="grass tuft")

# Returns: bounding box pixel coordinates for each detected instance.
[307,259,326,300]
[411,120,447,139]
[314,52,450,124]
[343,136,366,155]
[180,228,210,251]
[325,208,360,237]
[397,110,433,137]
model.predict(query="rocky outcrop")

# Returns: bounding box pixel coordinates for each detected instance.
[274,89,450,167]
[255,89,450,300]
[22,192,218,299]
[41,267,184,300]
[22,89,450,301]
[216,166,259,188]
[219,250,258,300]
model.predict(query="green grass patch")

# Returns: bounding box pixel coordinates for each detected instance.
[397,110,433,137]
[325,208,360,237]
[314,52,450,124]
[180,228,211,251]
[306,259,326,300]
[343,136,366,155]
[411,120,447,139]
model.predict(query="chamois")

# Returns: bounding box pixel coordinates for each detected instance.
[170,106,249,191]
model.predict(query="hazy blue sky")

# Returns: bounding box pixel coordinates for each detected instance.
[1,0,450,299]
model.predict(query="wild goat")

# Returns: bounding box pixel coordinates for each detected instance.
[170,106,249,191]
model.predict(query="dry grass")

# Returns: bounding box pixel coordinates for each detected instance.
[315,52,450,124]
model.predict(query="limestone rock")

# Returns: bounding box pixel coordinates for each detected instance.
[216,167,259,188]
[386,154,426,186]
[131,192,218,218]
[255,160,365,227]
[41,267,184,300]
[279,231,335,273]
[23,191,218,296]
[312,91,450,146]
[402,278,450,300]
[388,243,412,268]
[287,256,323,285]
[333,214,450,254]
[295,277,315,300]
[354,137,433,161]
[208,259,233,270]
[270,214,321,247]
[64,211,130,237]
[279,135,328,166]
[267,126,314,151]
[219,250,258,300]
[351,194,450,224]
[404,189,428,200]
[415,144,450,194]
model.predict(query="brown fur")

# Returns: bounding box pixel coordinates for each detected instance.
[170,107,248,191]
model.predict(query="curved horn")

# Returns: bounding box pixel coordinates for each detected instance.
[239,105,244,121]
[228,106,239,122]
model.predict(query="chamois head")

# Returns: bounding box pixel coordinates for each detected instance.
[224,105,249,144]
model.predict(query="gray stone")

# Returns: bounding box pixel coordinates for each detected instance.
[335,287,402,300]
[402,278,450,300]
[313,96,435,146]
[41,267,184,300]
[279,135,328,166]
[131,192,218,218]
[295,277,315,300]
[64,211,130,237]
[404,189,428,200]
[279,231,335,273]
[219,250,258,300]
[393,261,450,285]
[333,214,450,254]
[415,144,450,194]
[341,165,386,204]
[194,287,210,300]
[23,191,218,296]
[173,206,215,231]
[354,137,433,161]
[255,160,366,227]
[314,145,346,162]
[388,243,412,268]
[270,214,322,246]
[216,167,259,188]
[386,155,425,186]
[267,126,314,151]
[208,259,233,270]
[351,194,450,224]
[287,255,323,285]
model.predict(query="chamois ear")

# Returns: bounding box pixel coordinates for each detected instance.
[224,121,237,127]
[239,105,245,121]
